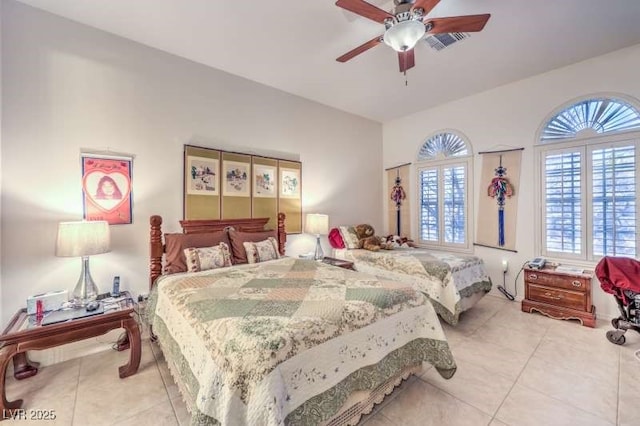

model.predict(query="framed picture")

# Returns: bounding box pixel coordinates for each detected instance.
[253,165,277,198]
[280,167,300,199]
[81,154,133,225]
[223,160,250,197]
[187,156,219,196]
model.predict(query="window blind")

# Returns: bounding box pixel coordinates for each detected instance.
[544,151,582,254]
[443,166,466,244]
[419,168,439,242]
[592,145,636,256]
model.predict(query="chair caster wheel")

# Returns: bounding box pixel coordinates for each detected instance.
[606,330,626,345]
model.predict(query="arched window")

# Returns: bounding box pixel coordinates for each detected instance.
[416,131,472,250]
[540,98,640,141]
[537,95,640,260]
[417,132,469,160]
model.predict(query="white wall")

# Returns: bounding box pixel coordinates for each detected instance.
[1,1,383,325]
[0,0,3,325]
[383,43,640,320]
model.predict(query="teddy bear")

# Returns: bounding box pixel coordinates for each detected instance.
[354,224,393,251]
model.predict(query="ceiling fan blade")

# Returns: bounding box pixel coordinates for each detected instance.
[426,14,491,34]
[398,50,415,73]
[335,0,394,23]
[336,35,382,62]
[411,0,441,16]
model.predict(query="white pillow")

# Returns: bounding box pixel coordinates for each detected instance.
[244,237,281,264]
[184,242,232,272]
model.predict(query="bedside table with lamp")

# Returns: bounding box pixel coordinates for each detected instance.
[0,221,141,417]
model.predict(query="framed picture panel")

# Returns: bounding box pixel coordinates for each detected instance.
[187,156,219,196]
[278,160,302,233]
[184,146,221,220]
[222,160,251,197]
[183,145,302,234]
[221,152,252,219]
[252,157,278,229]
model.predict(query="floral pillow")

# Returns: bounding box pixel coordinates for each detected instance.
[338,226,360,249]
[244,237,281,264]
[183,242,233,273]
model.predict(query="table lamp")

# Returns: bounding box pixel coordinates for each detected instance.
[305,213,329,260]
[55,221,111,307]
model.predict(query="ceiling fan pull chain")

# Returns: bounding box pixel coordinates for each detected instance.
[403,52,408,86]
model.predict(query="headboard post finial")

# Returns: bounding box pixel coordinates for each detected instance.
[150,215,163,289]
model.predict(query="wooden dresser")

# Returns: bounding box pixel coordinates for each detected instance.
[521,266,596,327]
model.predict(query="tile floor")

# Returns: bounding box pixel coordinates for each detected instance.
[4,295,640,425]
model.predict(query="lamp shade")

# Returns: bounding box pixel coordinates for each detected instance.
[305,214,329,235]
[55,221,111,257]
[383,20,426,52]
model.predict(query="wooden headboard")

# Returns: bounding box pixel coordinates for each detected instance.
[149,213,286,288]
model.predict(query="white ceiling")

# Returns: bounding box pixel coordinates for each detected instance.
[14,0,640,122]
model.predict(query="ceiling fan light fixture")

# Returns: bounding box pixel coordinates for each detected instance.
[383,19,426,52]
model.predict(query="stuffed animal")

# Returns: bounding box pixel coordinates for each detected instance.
[385,234,418,248]
[355,224,393,251]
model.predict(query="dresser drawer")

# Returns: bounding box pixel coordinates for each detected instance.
[525,271,589,292]
[527,284,587,311]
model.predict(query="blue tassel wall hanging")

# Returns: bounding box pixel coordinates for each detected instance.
[487,155,514,247]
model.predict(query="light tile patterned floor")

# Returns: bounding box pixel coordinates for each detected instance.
[4,295,640,425]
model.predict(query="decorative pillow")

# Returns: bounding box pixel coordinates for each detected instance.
[328,228,345,249]
[338,226,360,249]
[228,229,278,264]
[183,242,232,273]
[243,237,281,264]
[164,231,231,274]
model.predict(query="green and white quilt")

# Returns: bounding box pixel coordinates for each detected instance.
[334,248,493,325]
[148,257,456,425]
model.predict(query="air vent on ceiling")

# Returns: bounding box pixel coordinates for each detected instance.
[424,32,470,51]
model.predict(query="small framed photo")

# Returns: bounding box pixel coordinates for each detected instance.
[253,165,277,198]
[223,160,250,197]
[187,156,219,196]
[280,167,300,199]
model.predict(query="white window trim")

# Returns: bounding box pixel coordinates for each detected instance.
[536,130,640,264]
[416,156,473,253]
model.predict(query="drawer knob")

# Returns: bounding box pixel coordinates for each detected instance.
[572,280,582,287]
[530,274,538,280]
[544,292,562,300]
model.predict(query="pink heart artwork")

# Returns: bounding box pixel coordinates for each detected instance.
[83,170,131,213]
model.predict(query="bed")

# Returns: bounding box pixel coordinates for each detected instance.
[333,247,492,326]
[147,214,457,425]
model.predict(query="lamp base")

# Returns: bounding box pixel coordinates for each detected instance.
[314,235,324,261]
[71,256,99,307]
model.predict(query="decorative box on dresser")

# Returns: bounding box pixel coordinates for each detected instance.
[521,266,596,327]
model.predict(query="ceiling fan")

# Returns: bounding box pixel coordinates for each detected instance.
[335,0,491,73]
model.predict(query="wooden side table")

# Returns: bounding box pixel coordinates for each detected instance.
[322,256,356,271]
[521,266,596,327]
[0,293,141,418]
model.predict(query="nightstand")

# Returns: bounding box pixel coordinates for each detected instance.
[521,266,596,327]
[322,256,355,271]
[0,291,141,416]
